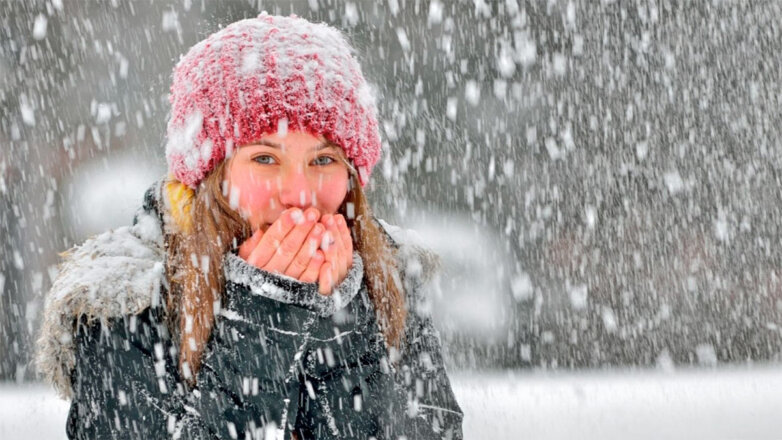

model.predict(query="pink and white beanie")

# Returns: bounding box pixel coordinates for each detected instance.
[165,13,382,188]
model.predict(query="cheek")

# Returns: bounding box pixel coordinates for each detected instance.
[231,171,275,214]
[316,178,349,213]
[240,182,274,210]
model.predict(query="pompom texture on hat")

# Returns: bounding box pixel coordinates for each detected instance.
[165,14,382,188]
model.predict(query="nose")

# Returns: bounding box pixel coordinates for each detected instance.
[279,165,314,209]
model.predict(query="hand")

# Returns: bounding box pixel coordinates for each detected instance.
[317,214,353,296]
[238,207,327,281]
[237,209,353,295]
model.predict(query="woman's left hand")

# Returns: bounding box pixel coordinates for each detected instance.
[318,213,353,296]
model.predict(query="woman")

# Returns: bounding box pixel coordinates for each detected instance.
[36,13,463,440]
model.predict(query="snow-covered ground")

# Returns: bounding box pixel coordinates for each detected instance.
[2,367,781,439]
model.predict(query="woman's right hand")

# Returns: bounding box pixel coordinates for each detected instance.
[238,207,328,282]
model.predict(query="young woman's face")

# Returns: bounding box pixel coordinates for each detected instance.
[224,131,351,232]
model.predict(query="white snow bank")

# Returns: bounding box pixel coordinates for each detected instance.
[0,383,70,439]
[452,367,782,439]
[3,367,782,439]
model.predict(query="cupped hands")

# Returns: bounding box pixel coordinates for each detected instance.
[237,207,353,296]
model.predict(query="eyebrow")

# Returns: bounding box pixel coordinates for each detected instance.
[250,139,336,151]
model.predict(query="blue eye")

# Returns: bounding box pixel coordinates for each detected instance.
[312,156,335,166]
[253,155,277,165]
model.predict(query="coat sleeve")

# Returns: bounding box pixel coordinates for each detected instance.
[66,309,182,440]
[396,246,465,440]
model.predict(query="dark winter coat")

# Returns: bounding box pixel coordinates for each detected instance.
[36,181,463,439]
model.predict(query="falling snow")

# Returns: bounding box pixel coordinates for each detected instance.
[4,1,782,438]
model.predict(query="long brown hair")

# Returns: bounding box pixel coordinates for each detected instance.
[163,157,406,382]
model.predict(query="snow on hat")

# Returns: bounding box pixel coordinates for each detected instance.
[165,13,382,188]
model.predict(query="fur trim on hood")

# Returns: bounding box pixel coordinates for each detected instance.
[35,183,441,399]
[35,208,166,399]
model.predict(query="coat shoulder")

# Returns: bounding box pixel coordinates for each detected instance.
[35,179,167,399]
[375,218,442,316]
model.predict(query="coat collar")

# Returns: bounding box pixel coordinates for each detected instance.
[223,250,365,317]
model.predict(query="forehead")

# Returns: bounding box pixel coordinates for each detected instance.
[239,140,342,155]
[240,134,344,155]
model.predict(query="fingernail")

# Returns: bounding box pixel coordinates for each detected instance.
[308,239,318,256]
[313,224,324,235]
[291,209,304,225]
[306,210,318,222]
[336,216,344,226]
[326,215,335,227]
[321,232,331,251]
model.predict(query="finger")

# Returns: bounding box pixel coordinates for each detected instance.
[300,250,325,283]
[265,208,320,274]
[319,228,337,277]
[322,214,346,280]
[247,208,300,267]
[319,215,336,253]
[327,215,350,283]
[238,227,264,261]
[283,222,325,279]
[319,225,341,292]
[336,214,353,270]
[318,261,335,295]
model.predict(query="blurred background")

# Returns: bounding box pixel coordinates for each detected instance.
[2,0,782,437]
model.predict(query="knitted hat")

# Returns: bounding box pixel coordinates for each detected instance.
[165,13,382,188]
